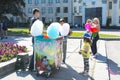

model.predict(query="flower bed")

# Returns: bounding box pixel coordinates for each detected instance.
[0,42,27,62]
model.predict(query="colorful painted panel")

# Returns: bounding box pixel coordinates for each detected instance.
[34,37,63,71]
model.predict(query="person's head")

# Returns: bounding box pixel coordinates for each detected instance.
[86,19,92,24]
[83,33,91,44]
[33,8,40,18]
[59,18,65,26]
[83,37,91,44]
[93,18,100,25]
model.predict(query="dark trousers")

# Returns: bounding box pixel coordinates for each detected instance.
[91,34,99,55]
[29,37,34,70]
[84,58,89,72]
[63,39,67,62]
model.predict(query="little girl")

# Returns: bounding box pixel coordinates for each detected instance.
[85,19,92,31]
[79,32,91,75]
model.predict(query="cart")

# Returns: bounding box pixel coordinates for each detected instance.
[34,36,63,77]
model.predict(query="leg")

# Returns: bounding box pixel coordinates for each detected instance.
[91,35,99,55]
[1,28,4,39]
[29,37,34,71]
[84,58,89,73]
[63,39,67,63]
[5,30,8,39]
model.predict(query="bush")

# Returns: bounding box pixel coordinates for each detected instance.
[106,17,111,27]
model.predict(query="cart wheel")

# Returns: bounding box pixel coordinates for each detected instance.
[56,67,60,70]
[46,72,51,78]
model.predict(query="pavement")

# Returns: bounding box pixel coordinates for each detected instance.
[0,36,112,80]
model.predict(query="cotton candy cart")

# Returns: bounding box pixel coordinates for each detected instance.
[34,36,63,77]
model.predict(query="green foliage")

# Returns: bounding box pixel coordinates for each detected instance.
[0,0,25,17]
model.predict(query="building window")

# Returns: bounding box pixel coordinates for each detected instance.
[56,0,60,3]
[56,7,60,13]
[48,7,53,13]
[119,16,120,24]
[63,0,68,3]
[42,7,46,14]
[64,17,68,22]
[22,9,25,13]
[74,0,77,2]
[64,7,68,13]
[92,1,95,5]
[109,2,112,9]
[119,1,120,9]
[74,6,77,13]
[41,0,46,3]
[28,8,32,14]
[28,0,32,4]
[35,0,39,4]
[48,0,53,4]
[79,0,82,3]
[79,6,82,13]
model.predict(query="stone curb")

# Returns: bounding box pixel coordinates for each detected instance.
[0,52,32,77]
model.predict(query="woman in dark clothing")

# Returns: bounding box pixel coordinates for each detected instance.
[91,18,100,56]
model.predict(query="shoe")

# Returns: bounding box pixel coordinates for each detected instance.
[80,71,88,76]
[62,61,65,64]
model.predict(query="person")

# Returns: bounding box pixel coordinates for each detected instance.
[84,19,92,41]
[85,19,92,31]
[29,8,40,71]
[79,32,91,75]
[91,18,100,57]
[1,20,8,40]
[59,18,70,64]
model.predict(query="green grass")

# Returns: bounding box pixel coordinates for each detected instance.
[8,28,29,34]
[1,27,120,38]
[71,31,120,38]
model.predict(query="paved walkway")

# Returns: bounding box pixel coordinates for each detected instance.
[0,36,109,80]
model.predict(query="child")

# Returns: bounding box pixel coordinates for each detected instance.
[85,19,92,42]
[79,32,91,75]
[85,19,92,31]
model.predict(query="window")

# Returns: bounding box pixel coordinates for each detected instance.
[64,7,68,13]
[48,0,53,4]
[79,6,82,13]
[79,0,82,3]
[48,7,53,13]
[41,0,46,3]
[63,0,68,3]
[74,0,77,2]
[119,16,120,24]
[28,0,32,4]
[56,0,60,3]
[35,0,39,4]
[42,7,46,14]
[109,2,112,9]
[22,9,25,13]
[119,1,120,9]
[56,7,60,13]
[64,17,68,22]
[28,8,32,13]
[74,6,77,13]
[92,1,95,5]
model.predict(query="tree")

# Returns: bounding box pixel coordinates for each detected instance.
[0,0,25,18]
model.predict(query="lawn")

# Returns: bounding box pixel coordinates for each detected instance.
[1,28,120,39]
[71,31,120,38]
